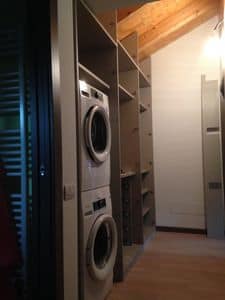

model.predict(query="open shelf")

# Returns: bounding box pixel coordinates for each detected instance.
[78,63,110,91]
[139,69,151,88]
[141,188,150,196]
[119,84,135,102]
[139,102,148,113]
[120,170,136,179]
[77,0,117,52]
[118,41,138,72]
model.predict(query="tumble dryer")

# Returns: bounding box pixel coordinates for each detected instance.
[79,81,111,192]
[79,186,118,300]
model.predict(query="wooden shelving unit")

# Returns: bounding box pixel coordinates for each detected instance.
[76,0,123,283]
[139,56,155,243]
[116,32,155,280]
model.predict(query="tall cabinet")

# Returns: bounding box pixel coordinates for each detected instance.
[75,0,155,282]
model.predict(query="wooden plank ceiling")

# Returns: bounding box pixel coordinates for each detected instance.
[118,0,220,60]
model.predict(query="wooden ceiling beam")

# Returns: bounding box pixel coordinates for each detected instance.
[139,0,219,60]
[118,0,197,40]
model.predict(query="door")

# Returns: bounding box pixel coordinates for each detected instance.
[0,0,57,299]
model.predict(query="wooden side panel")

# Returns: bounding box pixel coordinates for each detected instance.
[121,32,139,63]
[97,10,118,41]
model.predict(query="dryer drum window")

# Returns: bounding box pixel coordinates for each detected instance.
[87,214,117,281]
[91,111,107,152]
[85,106,111,164]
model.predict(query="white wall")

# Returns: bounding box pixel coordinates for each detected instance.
[152,17,220,229]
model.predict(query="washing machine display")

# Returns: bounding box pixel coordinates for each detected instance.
[80,82,111,191]
[85,105,111,164]
[87,214,117,281]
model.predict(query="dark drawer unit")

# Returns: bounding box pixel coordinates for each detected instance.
[121,178,133,245]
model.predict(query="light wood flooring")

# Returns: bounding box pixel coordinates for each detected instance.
[108,232,225,300]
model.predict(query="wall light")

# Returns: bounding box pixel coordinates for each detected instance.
[203,19,225,62]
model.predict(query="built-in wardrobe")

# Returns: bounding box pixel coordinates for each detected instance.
[75,0,155,281]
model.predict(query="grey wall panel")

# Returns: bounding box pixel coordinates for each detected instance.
[202,75,224,239]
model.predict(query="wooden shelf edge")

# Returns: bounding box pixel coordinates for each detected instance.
[142,206,150,217]
[141,188,150,196]
[120,170,136,179]
[139,102,148,113]
[79,0,117,48]
[141,169,150,175]
[79,63,110,91]
[118,41,138,72]
[119,84,134,101]
[139,68,151,88]
[118,41,151,89]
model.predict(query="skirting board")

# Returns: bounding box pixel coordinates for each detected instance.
[156,226,207,235]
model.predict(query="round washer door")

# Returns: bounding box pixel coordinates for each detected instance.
[86,214,118,281]
[85,105,111,163]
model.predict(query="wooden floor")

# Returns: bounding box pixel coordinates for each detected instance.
[108,232,225,300]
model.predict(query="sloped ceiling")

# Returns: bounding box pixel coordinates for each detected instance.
[118,0,220,60]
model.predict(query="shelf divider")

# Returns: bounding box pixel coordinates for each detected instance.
[119,84,135,102]
[79,63,110,91]
[139,69,151,88]
[120,170,136,179]
[78,0,117,52]
[139,102,148,113]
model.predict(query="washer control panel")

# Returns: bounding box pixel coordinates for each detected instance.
[93,198,106,211]
[81,187,112,217]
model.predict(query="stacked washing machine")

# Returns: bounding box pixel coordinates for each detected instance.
[78,81,118,300]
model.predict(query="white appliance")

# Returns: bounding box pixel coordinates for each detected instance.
[80,81,111,192]
[79,186,118,300]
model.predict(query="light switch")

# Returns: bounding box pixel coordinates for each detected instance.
[64,184,75,201]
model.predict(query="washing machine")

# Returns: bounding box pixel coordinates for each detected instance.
[79,81,111,192]
[79,186,118,300]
